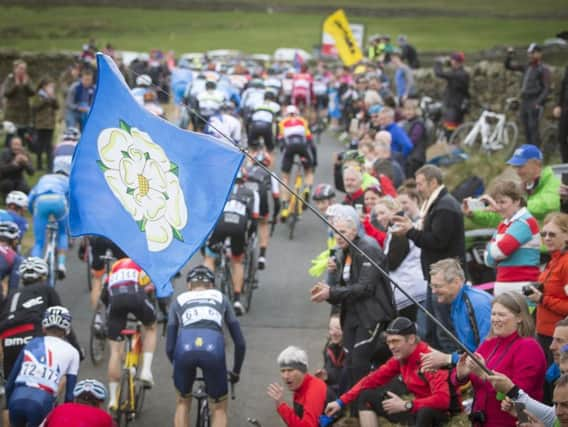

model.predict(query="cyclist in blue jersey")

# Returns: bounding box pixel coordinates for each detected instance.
[28,162,70,279]
[166,265,245,427]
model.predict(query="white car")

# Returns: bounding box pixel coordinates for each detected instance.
[273,48,311,63]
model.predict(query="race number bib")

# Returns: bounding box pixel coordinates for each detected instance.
[181,306,223,327]
[20,361,60,393]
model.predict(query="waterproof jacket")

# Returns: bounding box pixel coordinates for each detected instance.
[537,250,568,336]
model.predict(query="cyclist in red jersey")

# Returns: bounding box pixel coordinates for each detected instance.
[291,64,314,111]
[41,379,115,426]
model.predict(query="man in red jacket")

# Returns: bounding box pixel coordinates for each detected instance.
[267,346,327,427]
[325,317,454,427]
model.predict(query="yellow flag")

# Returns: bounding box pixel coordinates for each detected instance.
[323,9,363,66]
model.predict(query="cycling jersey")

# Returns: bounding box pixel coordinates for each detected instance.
[107,258,150,295]
[166,288,246,399]
[265,77,282,95]
[41,402,114,427]
[278,117,314,173]
[240,88,265,112]
[277,117,312,143]
[292,72,314,107]
[131,87,149,105]
[206,112,242,145]
[250,101,280,124]
[244,163,279,218]
[0,244,22,292]
[0,208,28,238]
[196,89,225,117]
[52,140,77,174]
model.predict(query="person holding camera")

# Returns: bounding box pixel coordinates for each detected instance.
[2,59,34,144]
[525,212,568,363]
[482,180,541,296]
[452,291,546,427]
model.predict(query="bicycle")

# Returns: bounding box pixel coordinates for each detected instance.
[287,159,306,241]
[450,98,519,157]
[241,232,258,313]
[114,317,148,426]
[192,376,235,427]
[541,119,560,163]
[213,239,234,302]
[419,96,446,145]
[81,237,93,292]
[89,249,116,365]
[44,220,59,288]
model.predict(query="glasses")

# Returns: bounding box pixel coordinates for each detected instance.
[429,283,446,290]
[541,231,558,238]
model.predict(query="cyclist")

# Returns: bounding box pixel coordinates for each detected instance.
[105,258,157,411]
[312,184,336,216]
[0,221,23,297]
[265,67,283,100]
[41,379,113,426]
[204,171,259,315]
[244,142,280,270]
[131,74,152,105]
[52,127,79,174]
[278,105,315,222]
[196,80,225,132]
[240,78,266,130]
[4,190,29,238]
[205,101,242,146]
[248,91,281,153]
[5,306,80,427]
[28,160,70,279]
[292,64,314,113]
[166,265,245,427]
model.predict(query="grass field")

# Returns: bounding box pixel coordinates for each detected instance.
[0,5,566,54]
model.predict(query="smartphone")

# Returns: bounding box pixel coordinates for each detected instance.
[514,402,529,423]
[329,248,336,258]
[355,204,363,216]
[467,198,486,211]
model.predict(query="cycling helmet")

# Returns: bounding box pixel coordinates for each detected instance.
[74,379,108,402]
[285,105,298,116]
[19,256,49,282]
[135,74,152,87]
[312,184,336,201]
[0,221,20,242]
[342,150,365,165]
[53,155,72,176]
[264,91,276,102]
[62,127,80,142]
[42,306,72,334]
[205,80,217,90]
[250,78,264,89]
[186,265,215,284]
[6,190,28,209]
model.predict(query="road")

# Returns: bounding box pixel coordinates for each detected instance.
[54,130,341,426]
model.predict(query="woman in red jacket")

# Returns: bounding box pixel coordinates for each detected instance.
[453,292,546,427]
[526,212,568,363]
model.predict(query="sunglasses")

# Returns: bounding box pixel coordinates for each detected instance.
[540,231,557,238]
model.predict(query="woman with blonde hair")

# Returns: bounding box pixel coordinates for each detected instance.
[453,291,546,427]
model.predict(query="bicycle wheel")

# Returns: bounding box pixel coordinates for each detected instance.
[198,399,211,427]
[116,370,131,427]
[288,194,297,241]
[449,122,477,151]
[243,240,258,312]
[89,303,107,365]
[134,380,146,416]
[499,121,519,158]
[222,260,234,302]
[85,240,93,292]
[542,125,559,163]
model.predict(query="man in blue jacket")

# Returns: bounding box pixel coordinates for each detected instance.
[420,258,492,370]
[376,107,413,160]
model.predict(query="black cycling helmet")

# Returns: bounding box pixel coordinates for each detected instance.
[312,184,336,201]
[385,317,416,336]
[186,265,215,284]
[264,91,276,102]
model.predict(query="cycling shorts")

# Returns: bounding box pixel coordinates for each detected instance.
[315,94,329,109]
[292,90,311,108]
[244,181,269,219]
[89,236,127,272]
[173,328,227,401]
[107,292,156,341]
[31,193,69,257]
[248,121,274,152]
[207,220,246,257]
[281,140,313,174]
[1,323,37,382]
[9,386,54,427]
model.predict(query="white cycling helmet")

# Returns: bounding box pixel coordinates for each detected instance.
[62,127,80,142]
[285,105,298,116]
[0,221,20,241]
[74,379,108,402]
[19,256,49,283]
[6,190,28,209]
[136,74,152,87]
[53,155,72,176]
[42,306,72,334]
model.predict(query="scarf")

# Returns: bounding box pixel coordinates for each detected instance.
[416,185,445,230]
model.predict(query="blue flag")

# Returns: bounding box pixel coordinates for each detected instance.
[69,53,244,293]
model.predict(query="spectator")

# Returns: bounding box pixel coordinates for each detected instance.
[324,317,456,427]
[333,150,380,194]
[505,44,551,147]
[401,99,428,177]
[397,35,420,69]
[482,180,541,295]
[453,291,547,427]
[373,136,406,188]
[376,107,413,160]
[31,78,59,170]
[421,258,493,370]
[341,166,366,207]
[548,319,568,397]
[311,213,396,386]
[2,60,34,143]
[315,314,348,397]
[525,212,568,364]
[0,137,34,197]
[555,66,568,164]
[65,69,96,130]
[397,185,422,223]
[434,52,470,138]
[391,51,416,105]
[267,346,327,427]
[465,144,560,227]
[392,164,465,353]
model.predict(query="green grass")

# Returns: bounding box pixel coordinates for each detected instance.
[0,6,566,54]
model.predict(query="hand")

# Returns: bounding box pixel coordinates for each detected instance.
[479,195,498,212]
[456,353,472,380]
[500,397,516,416]
[560,184,568,201]
[391,215,413,235]
[311,283,330,303]
[467,353,488,380]
[314,368,328,381]
[381,392,407,415]
[553,106,562,119]
[266,383,284,407]
[462,198,473,217]
[325,401,341,417]
[526,285,543,304]
[518,409,546,427]
[327,256,337,272]
[487,371,515,394]
[420,349,451,371]
[228,371,240,384]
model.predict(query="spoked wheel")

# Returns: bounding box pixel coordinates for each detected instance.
[198,399,211,427]
[243,244,258,313]
[221,261,234,302]
[135,380,146,416]
[288,196,297,240]
[89,303,107,365]
[449,122,477,154]
[116,370,131,427]
[500,121,519,158]
[85,241,93,292]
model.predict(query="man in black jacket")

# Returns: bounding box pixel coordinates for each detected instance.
[0,136,34,198]
[392,164,465,353]
[311,213,396,387]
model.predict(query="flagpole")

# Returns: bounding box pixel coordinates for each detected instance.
[128,68,490,374]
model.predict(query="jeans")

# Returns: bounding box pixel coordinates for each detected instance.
[520,102,542,147]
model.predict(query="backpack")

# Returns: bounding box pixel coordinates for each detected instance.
[452,176,484,202]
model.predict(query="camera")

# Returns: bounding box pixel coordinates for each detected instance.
[467,198,487,211]
[522,282,544,296]
[469,411,486,424]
